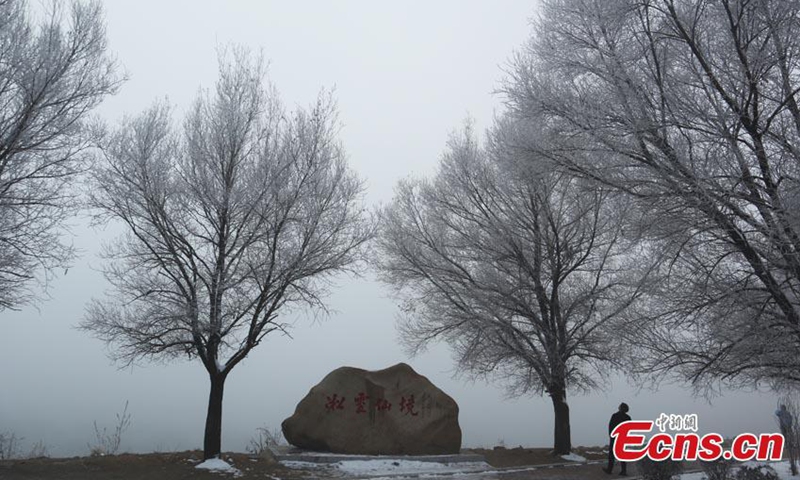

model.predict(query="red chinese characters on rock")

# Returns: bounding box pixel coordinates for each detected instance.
[323,393,414,416]
[354,392,369,413]
[400,395,419,416]
[325,394,345,412]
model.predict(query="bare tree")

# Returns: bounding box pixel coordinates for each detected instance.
[776,394,799,475]
[81,50,374,460]
[502,0,800,391]
[0,0,119,310]
[377,119,651,454]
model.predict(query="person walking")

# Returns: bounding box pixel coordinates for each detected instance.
[603,403,631,476]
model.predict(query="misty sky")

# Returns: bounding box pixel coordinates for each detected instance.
[0,0,781,457]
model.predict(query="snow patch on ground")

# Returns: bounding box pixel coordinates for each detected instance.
[195,458,242,476]
[335,459,491,476]
[679,472,706,480]
[282,460,326,469]
[561,453,587,462]
[282,458,492,477]
[679,461,794,480]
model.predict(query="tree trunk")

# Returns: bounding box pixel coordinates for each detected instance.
[203,373,227,460]
[550,387,571,455]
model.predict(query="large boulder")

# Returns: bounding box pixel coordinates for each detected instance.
[281,363,461,455]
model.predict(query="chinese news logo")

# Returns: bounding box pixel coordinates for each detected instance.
[611,413,784,462]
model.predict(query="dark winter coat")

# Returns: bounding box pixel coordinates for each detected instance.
[609,411,631,435]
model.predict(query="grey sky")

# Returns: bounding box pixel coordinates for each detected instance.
[0,0,780,457]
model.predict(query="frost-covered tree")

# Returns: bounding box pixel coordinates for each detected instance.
[0,0,119,310]
[378,119,651,454]
[81,50,374,459]
[503,0,800,391]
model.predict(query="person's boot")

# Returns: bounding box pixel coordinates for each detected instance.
[619,470,628,476]
[602,467,612,474]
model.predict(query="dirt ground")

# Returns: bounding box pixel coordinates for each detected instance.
[0,451,311,480]
[468,445,609,467]
[0,446,633,480]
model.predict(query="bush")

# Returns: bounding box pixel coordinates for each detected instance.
[0,432,49,460]
[638,457,684,480]
[246,426,285,455]
[700,457,735,480]
[735,465,779,480]
[88,401,131,456]
[0,432,21,460]
[26,440,48,459]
